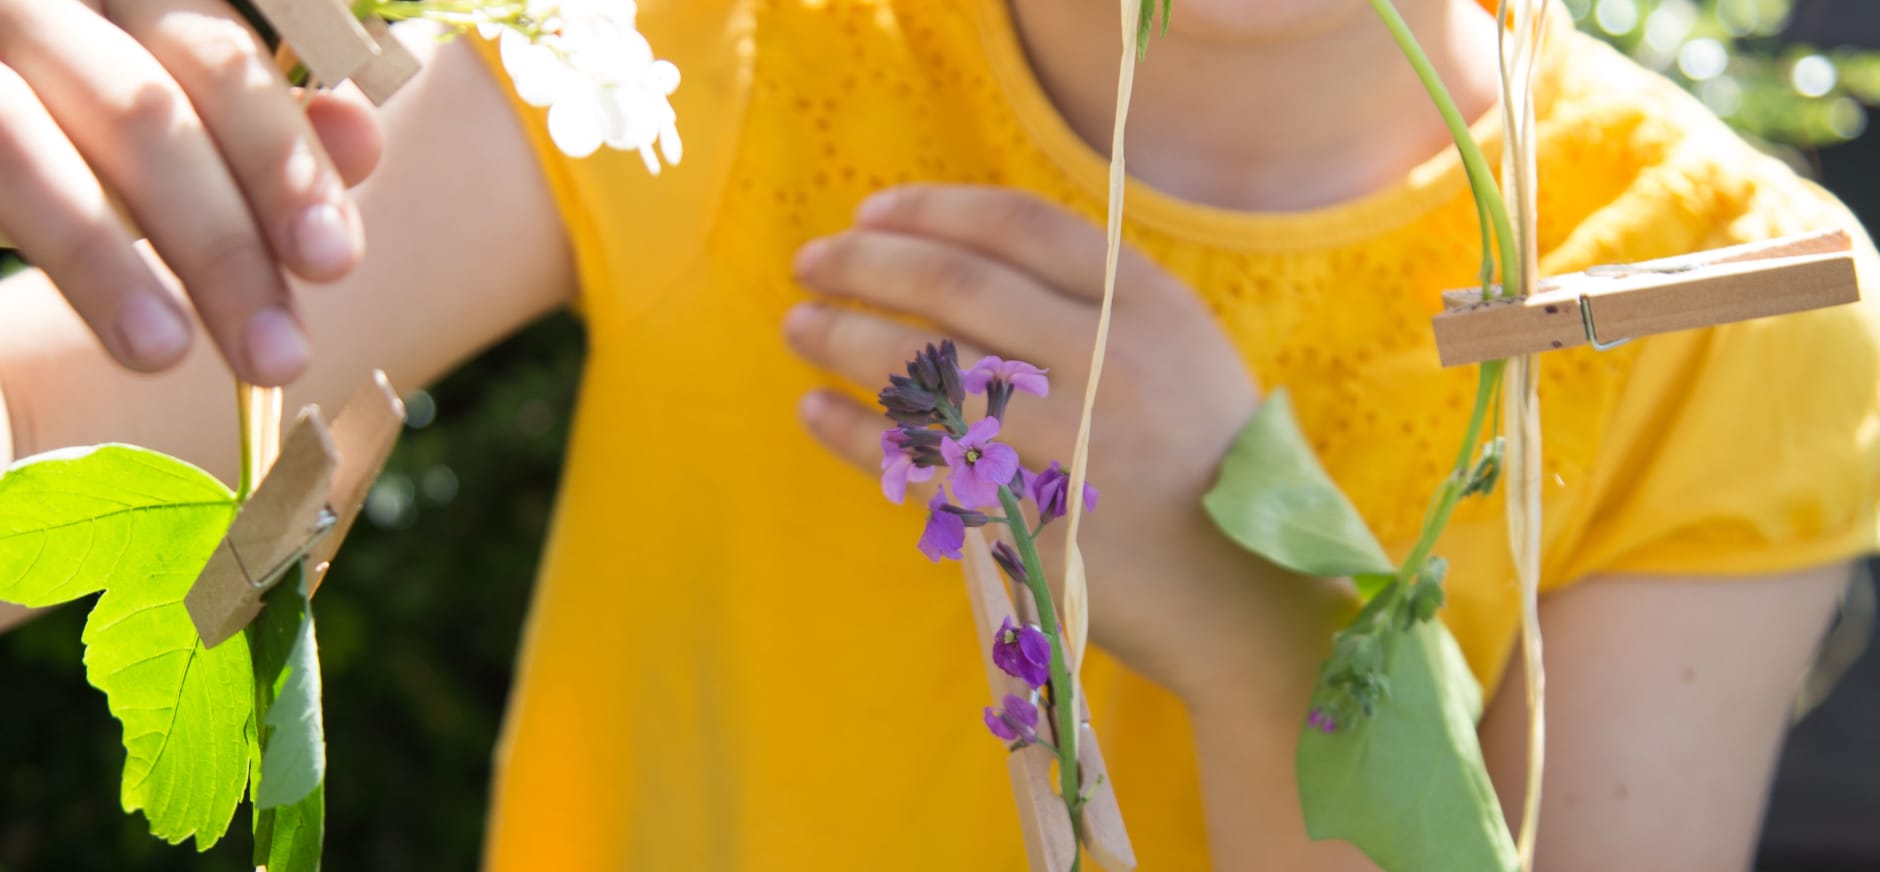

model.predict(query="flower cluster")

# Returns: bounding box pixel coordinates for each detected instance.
[478,0,682,167]
[875,344,1098,750]
[1306,557,1449,734]
[367,0,682,166]
[878,343,1095,563]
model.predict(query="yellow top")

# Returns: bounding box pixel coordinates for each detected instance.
[474,2,1880,868]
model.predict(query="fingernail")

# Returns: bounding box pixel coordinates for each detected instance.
[799,391,829,421]
[793,239,827,279]
[244,308,311,385]
[856,192,895,224]
[784,303,817,338]
[294,202,359,277]
[117,293,190,365]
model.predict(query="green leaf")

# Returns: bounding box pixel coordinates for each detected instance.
[254,573,326,809]
[1298,620,1516,872]
[248,567,325,871]
[0,445,234,607]
[1204,391,1397,581]
[79,530,253,850]
[255,788,324,872]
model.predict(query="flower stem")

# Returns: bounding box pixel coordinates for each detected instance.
[1364,0,1522,300]
[1393,359,1505,586]
[997,484,1084,867]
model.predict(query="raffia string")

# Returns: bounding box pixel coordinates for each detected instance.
[1496,1,1549,867]
[1061,0,1144,677]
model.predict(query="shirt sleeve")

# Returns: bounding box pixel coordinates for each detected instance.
[1561,172,1880,581]
[467,1,754,334]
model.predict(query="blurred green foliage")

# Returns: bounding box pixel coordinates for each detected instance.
[1569,0,1880,148]
[2,3,1876,870]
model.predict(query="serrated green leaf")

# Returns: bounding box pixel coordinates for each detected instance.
[248,568,325,871]
[80,541,253,850]
[1298,620,1514,872]
[0,445,233,607]
[1204,391,1397,580]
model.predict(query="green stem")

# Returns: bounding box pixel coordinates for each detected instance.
[1365,0,1523,300]
[997,484,1085,867]
[1393,360,1504,584]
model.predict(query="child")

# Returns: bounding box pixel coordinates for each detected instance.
[1,0,1874,868]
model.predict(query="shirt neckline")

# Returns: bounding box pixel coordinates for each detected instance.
[967,0,1572,251]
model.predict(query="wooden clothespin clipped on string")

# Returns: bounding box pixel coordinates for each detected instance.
[185,371,406,648]
[1431,229,1860,367]
[960,530,1136,872]
[249,0,421,105]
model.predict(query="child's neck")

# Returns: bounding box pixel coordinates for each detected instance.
[1008,0,1502,213]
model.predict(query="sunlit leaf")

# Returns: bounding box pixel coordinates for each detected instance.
[79,542,253,850]
[0,445,233,607]
[1203,391,1397,581]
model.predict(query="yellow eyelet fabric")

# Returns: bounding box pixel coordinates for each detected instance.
[472,2,1880,867]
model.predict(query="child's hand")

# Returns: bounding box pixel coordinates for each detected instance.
[788,185,1346,708]
[0,0,384,386]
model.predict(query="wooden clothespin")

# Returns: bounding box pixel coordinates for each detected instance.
[185,372,406,648]
[962,530,1136,872]
[248,0,421,105]
[1431,229,1860,367]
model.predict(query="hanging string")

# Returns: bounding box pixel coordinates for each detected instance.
[1496,1,1549,868]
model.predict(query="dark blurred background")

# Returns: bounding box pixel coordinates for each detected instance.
[3,1,1880,869]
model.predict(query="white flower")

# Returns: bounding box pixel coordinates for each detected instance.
[489,0,682,171]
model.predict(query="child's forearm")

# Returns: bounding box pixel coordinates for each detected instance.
[1188,694,1381,871]
[0,263,248,483]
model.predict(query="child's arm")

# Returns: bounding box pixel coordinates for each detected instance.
[1478,564,1846,871]
[0,32,572,498]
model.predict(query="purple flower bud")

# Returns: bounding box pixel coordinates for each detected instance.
[880,342,967,427]
[1307,708,1338,734]
[990,541,1028,583]
[992,616,1052,688]
[941,418,1021,509]
[1027,461,1098,524]
[940,504,992,527]
[917,488,967,562]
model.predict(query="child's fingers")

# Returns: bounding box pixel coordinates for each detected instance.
[793,229,1094,361]
[784,303,997,399]
[852,185,1163,301]
[114,0,365,283]
[0,61,191,371]
[798,389,879,474]
[304,86,383,188]
[1,0,307,385]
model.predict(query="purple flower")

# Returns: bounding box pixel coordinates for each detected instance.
[1028,461,1098,523]
[940,418,1020,509]
[1307,708,1338,734]
[991,616,1052,688]
[880,428,939,504]
[963,356,1050,397]
[918,488,966,562]
[983,693,1041,744]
